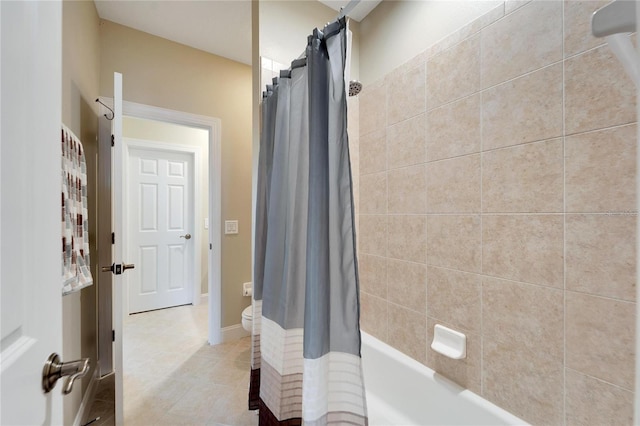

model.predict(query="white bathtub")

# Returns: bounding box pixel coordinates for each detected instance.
[361,332,529,425]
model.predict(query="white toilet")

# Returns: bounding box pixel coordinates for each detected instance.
[242,306,253,332]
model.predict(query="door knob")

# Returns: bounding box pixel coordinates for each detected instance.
[100,263,135,274]
[42,353,90,395]
[180,233,192,240]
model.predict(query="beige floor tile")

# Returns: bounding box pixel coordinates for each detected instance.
[117,303,253,426]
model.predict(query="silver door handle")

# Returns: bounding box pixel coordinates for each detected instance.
[180,234,192,240]
[42,353,90,395]
[101,263,135,274]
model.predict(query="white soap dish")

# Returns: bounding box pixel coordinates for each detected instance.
[431,324,467,360]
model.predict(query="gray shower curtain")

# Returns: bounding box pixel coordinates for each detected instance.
[249,18,367,426]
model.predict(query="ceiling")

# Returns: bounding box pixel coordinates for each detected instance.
[94,0,381,66]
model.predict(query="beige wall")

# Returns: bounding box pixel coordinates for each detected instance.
[123,117,210,294]
[61,1,101,424]
[100,20,253,328]
[359,0,500,84]
[357,1,636,424]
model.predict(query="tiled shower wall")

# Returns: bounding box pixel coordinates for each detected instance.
[355,1,636,424]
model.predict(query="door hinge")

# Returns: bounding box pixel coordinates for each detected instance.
[111,134,114,147]
[111,232,115,245]
[112,330,115,342]
[209,243,212,250]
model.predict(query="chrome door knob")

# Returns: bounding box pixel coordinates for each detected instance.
[180,233,192,240]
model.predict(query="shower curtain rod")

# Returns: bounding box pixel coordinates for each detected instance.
[338,0,361,19]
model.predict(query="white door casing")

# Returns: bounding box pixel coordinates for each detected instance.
[110,100,222,345]
[0,2,63,424]
[125,142,195,314]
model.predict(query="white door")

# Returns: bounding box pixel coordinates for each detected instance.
[112,72,126,426]
[126,145,194,313]
[0,2,64,424]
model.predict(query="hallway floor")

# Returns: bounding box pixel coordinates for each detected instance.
[84,302,257,426]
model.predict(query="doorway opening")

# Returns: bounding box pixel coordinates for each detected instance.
[117,100,223,347]
[122,117,206,315]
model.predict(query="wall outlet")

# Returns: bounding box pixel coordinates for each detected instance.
[225,220,238,234]
[243,282,252,297]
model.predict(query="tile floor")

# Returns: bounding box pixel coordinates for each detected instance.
[83,303,257,426]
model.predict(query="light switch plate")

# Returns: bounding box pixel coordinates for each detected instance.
[204,218,209,229]
[225,220,238,234]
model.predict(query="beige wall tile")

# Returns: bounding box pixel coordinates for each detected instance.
[360,293,388,342]
[482,139,564,213]
[482,64,563,150]
[359,254,387,300]
[427,267,481,333]
[504,0,531,15]
[566,124,636,213]
[428,28,465,59]
[566,291,636,390]
[427,155,481,213]
[359,80,386,136]
[483,276,564,360]
[464,3,505,37]
[426,94,481,162]
[359,215,387,257]
[565,369,634,426]
[426,318,481,393]
[483,338,563,425]
[427,215,481,273]
[387,63,426,125]
[360,128,386,175]
[359,172,387,215]
[347,96,359,139]
[566,214,636,302]
[427,35,480,109]
[482,215,563,288]
[481,0,562,88]
[387,259,427,313]
[393,51,428,78]
[564,0,610,58]
[388,303,426,364]
[387,164,427,214]
[565,44,636,135]
[350,137,360,214]
[387,114,426,169]
[388,215,427,264]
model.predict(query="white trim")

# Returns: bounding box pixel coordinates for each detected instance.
[100,98,223,345]
[123,138,202,313]
[221,323,251,342]
[200,293,209,303]
[72,366,99,426]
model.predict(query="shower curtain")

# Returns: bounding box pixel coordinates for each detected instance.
[249,18,367,425]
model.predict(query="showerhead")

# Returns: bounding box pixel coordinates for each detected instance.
[349,80,363,97]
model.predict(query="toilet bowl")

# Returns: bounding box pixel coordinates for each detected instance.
[242,306,253,332]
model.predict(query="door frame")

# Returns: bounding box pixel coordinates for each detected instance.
[98,97,223,345]
[123,138,201,315]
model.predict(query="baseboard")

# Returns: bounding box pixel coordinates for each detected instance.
[73,366,99,426]
[221,323,250,342]
[200,293,209,303]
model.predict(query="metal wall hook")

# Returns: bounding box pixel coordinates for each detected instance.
[95,98,114,120]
